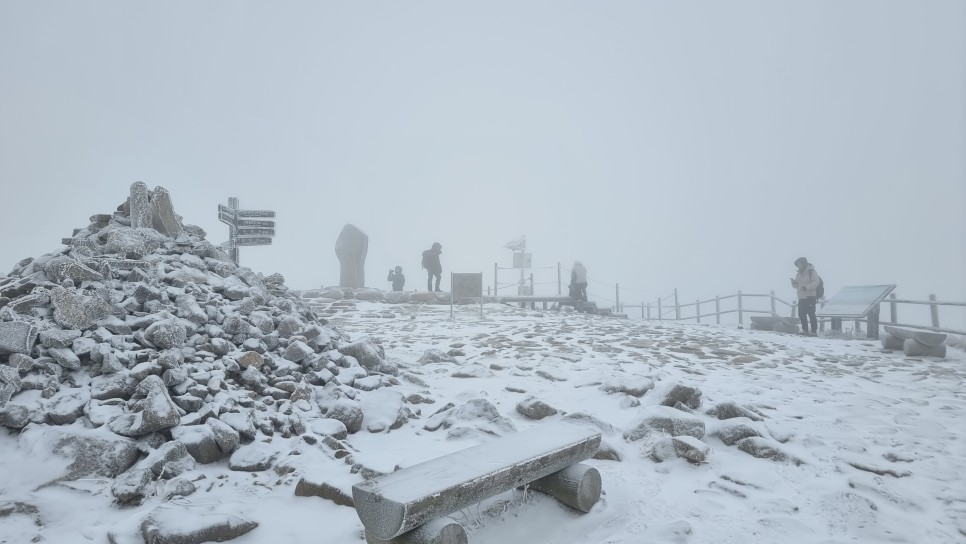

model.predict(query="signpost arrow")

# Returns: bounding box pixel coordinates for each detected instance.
[235,237,273,246]
[236,227,275,236]
[236,210,276,218]
[236,219,275,228]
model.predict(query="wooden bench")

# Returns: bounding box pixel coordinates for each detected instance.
[882,325,947,358]
[499,295,578,310]
[352,423,602,543]
[750,316,800,333]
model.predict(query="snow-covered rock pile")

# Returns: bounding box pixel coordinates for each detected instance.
[0,183,418,543]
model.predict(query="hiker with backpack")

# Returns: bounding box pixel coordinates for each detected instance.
[422,242,443,292]
[791,257,823,336]
[570,261,588,302]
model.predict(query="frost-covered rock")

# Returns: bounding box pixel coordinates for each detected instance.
[109,375,180,436]
[516,396,558,420]
[624,405,706,441]
[711,418,763,446]
[20,425,140,484]
[0,321,38,354]
[229,441,283,471]
[139,503,258,544]
[705,401,764,422]
[424,398,516,437]
[358,388,413,433]
[737,436,803,465]
[661,384,703,409]
[601,377,655,397]
[417,349,457,365]
[650,436,710,464]
[144,319,187,350]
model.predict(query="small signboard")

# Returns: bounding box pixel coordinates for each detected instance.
[218,197,276,264]
[512,252,532,269]
[451,272,484,318]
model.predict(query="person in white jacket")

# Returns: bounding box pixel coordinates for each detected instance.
[791,257,822,336]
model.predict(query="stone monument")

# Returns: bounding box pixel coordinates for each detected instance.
[335,224,368,288]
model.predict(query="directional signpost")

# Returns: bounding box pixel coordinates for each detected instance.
[218,197,276,264]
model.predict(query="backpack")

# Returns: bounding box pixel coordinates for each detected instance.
[816,278,825,298]
[421,250,431,269]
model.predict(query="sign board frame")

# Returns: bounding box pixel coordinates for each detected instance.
[450,272,484,319]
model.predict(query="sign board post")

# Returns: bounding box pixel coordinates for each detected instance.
[218,197,276,265]
[451,272,484,319]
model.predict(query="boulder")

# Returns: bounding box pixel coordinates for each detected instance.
[661,384,703,409]
[705,401,763,422]
[109,375,181,436]
[515,396,559,420]
[624,405,706,441]
[139,504,258,544]
[0,321,39,354]
[650,436,710,464]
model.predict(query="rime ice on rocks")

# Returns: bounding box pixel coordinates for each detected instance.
[0,183,417,542]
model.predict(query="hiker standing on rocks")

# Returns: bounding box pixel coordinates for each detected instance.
[387,266,405,291]
[791,257,822,336]
[422,242,443,292]
[570,261,588,302]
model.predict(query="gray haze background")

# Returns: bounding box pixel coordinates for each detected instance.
[2,2,964,318]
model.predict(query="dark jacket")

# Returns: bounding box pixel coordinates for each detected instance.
[387,270,405,291]
[422,248,442,274]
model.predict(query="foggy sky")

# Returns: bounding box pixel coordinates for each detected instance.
[1,1,964,318]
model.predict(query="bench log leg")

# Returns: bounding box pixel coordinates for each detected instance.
[529,463,602,513]
[902,339,946,358]
[365,518,467,544]
[881,333,904,350]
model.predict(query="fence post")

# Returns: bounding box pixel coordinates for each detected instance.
[616,284,620,313]
[646,303,651,320]
[674,288,680,320]
[696,300,701,324]
[770,290,776,315]
[493,263,498,298]
[715,295,720,325]
[658,297,662,321]
[929,294,939,327]
[641,302,645,319]
[889,293,897,323]
[737,290,743,328]
[557,262,561,295]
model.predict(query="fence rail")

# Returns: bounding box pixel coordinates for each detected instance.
[621,289,965,337]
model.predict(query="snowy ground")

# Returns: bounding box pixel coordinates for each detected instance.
[2,300,964,544]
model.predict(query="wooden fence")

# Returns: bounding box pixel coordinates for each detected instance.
[621,289,966,337]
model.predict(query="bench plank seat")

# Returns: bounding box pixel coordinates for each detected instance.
[352,423,601,540]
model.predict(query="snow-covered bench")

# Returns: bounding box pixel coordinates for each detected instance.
[881,325,947,358]
[750,316,799,333]
[352,422,602,543]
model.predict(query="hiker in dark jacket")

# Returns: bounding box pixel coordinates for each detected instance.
[387,266,405,291]
[791,257,822,336]
[422,242,443,292]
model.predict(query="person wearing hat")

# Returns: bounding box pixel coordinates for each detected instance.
[791,257,822,336]
[421,242,443,292]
